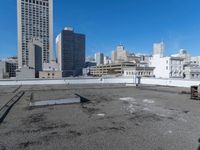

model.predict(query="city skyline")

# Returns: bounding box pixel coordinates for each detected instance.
[1,0,200,59]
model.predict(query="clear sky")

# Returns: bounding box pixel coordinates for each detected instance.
[0,0,200,59]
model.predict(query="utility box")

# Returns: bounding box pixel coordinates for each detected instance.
[137,76,141,85]
[133,75,141,86]
[191,86,200,100]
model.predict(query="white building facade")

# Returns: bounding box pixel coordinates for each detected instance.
[104,56,112,65]
[150,55,184,78]
[191,56,200,66]
[123,67,155,77]
[184,65,200,80]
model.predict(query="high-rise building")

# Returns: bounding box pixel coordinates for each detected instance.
[104,56,112,65]
[56,27,85,77]
[153,41,165,57]
[95,52,104,66]
[112,45,128,64]
[17,0,53,68]
[28,39,43,77]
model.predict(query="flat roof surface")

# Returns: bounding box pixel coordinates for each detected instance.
[0,84,200,150]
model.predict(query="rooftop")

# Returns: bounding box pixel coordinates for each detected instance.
[0,84,200,150]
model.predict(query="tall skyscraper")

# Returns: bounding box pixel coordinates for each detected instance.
[112,45,128,64]
[153,41,165,57]
[17,0,53,68]
[56,27,85,77]
[95,52,104,66]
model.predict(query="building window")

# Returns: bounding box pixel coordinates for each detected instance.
[192,74,194,78]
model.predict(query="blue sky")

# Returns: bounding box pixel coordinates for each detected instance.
[0,0,200,59]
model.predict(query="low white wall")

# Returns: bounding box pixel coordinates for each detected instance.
[0,77,132,86]
[141,78,200,88]
[0,77,199,88]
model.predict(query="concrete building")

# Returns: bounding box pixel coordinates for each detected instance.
[112,45,128,64]
[42,62,60,71]
[104,56,112,65]
[184,64,200,79]
[28,39,43,77]
[150,55,184,78]
[86,56,95,63]
[127,54,141,64]
[16,39,43,79]
[83,61,97,76]
[16,66,35,79]
[39,71,62,79]
[137,54,152,64]
[95,53,104,66]
[89,62,136,76]
[17,0,53,68]
[150,42,185,78]
[153,41,165,57]
[171,49,191,64]
[0,59,18,79]
[170,57,184,78]
[0,62,4,79]
[56,27,85,77]
[191,56,200,66]
[39,62,62,79]
[123,67,155,77]
[0,62,13,79]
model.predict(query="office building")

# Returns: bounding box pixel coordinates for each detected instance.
[95,52,104,66]
[153,41,165,57]
[17,0,53,68]
[56,27,85,77]
[112,45,128,64]
[104,56,112,65]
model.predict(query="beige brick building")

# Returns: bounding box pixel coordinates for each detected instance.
[39,71,62,79]
[39,62,62,79]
